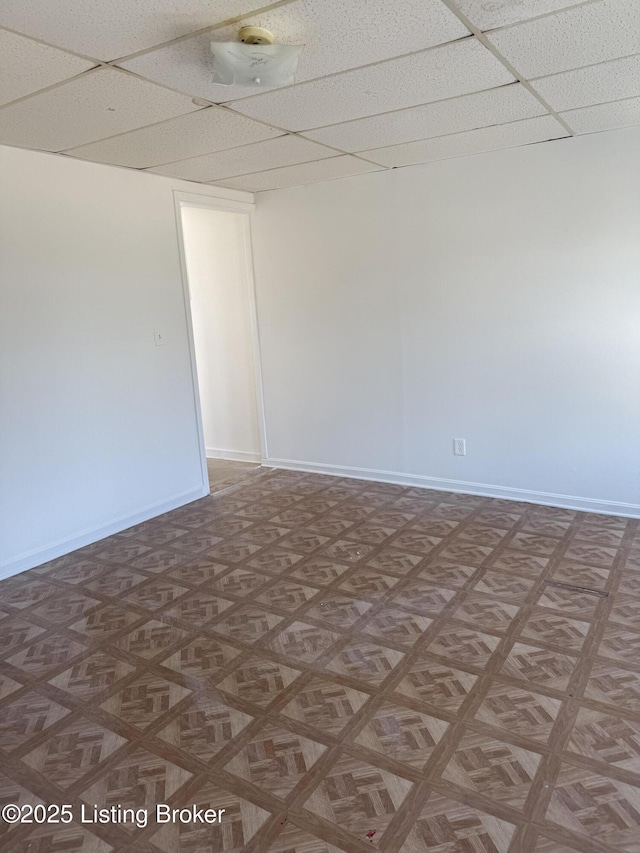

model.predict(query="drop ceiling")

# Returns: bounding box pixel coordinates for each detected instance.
[0,0,638,192]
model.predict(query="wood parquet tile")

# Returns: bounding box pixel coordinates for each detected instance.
[391,579,456,615]
[279,677,370,736]
[337,568,400,600]
[223,721,327,800]
[549,561,611,591]
[0,692,71,752]
[68,604,144,644]
[256,581,321,614]
[80,745,193,834]
[565,707,640,775]
[353,700,449,769]
[583,660,640,715]
[22,715,127,789]
[393,656,479,714]
[439,728,543,810]
[161,591,235,626]
[498,642,578,692]
[290,557,351,587]
[155,693,254,763]
[624,547,640,572]
[262,820,348,852]
[216,655,303,709]
[532,833,597,853]
[299,751,413,844]
[362,606,432,649]
[424,623,501,670]
[596,624,640,666]
[267,621,340,663]
[0,617,46,655]
[402,791,518,852]
[48,651,135,702]
[544,764,640,851]
[0,673,24,702]
[416,559,477,588]
[303,592,373,631]
[112,618,189,661]
[4,634,88,676]
[517,611,591,653]
[449,593,520,635]
[0,468,638,851]
[7,820,116,852]
[324,639,405,687]
[472,680,562,745]
[608,595,640,631]
[534,585,601,621]
[159,635,241,689]
[210,605,284,644]
[148,778,271,852]
[99,672,191,731]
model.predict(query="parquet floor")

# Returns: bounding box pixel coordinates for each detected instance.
[206,458,262,491]
[0,468,639,852]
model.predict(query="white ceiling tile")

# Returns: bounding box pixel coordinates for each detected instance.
[120,34,221,102]
[63,106,282,168]
[121,0,469,103]
[450,0,589,30]
[301,83,546,151]
[148,134,337,182]
[561,96,640,133]
[213,155,381,192]
[0,28,94,106]
[531,54,640,111]
[226,39,514,130]
[0,67,198,151]
[487,0,640,79]
[0,0,265,61]
[359,114,568,166]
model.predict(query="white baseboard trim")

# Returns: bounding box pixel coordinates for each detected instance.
[263,457,640,518]
[0,486,209,581]
[205,447,262,463]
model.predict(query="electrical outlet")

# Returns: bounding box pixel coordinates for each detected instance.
[453,438,466,456]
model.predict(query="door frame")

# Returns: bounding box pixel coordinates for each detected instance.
[173,190,268,493]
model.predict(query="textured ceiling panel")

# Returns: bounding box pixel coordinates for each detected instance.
[226,39,514,130]
[450,0,590,30]
[214,154,381,191]
[0,0,266,61]
[359,114,568,166]
[301,83,546,152]
[0,67,198,151]
[63,106,282,168]
[2,0,639,190]
[561,96,640,134]
[487,0,640,79]
[122,0,469,104]
[148,134,336,181]
[531,54,640,112]
[0,28,94,107]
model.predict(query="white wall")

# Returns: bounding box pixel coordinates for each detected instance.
[181,207,261,463]
[251,126,640,515]
[2,127,638,582]
[0,144,252,577]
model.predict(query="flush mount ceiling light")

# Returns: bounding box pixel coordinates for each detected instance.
[210,26,303,87]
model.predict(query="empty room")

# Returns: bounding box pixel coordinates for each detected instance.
[1,1,639,851]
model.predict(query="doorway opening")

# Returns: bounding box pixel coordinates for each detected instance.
[175,193,267,495]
